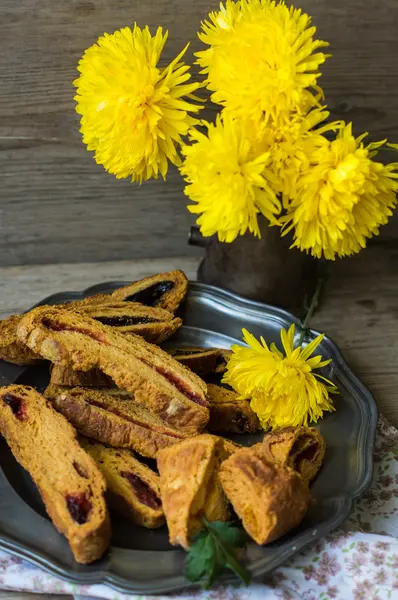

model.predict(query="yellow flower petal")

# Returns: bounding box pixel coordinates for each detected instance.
[74,24,203,182]
[196,0,329,121]
[180,114,282,242]
[224,323,337,430]
[282,124,398,259]
[299,332,325,361]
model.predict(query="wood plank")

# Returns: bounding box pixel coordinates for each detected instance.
[0,0,398,266]
[0,0,216,267]
[0,257,200,317]
[311,245,398,427]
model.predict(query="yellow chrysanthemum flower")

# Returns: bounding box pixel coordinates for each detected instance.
[282,123,398,259]
[249,108,342,203]
[74,25,203,182]
[180,114,282,242]
[223,325,337,430]
[196,0,329,122]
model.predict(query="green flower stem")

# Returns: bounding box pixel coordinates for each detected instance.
[297,260,331,347]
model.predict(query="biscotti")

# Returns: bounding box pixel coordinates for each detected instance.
[261,427,326,484]
[0,295,110,366]
[78,302,182,344]
[110,270,188,312]
[207,384,261,434]
[219,443,311,545]
[221,438,243,455]
[81,439,165,528]
[157,434,231,550]
[0,315,41,365]
[166,348,232,376]
[45,384,187,458]
[50,364,114,388]
[17,306,209,434]
[0,385,110,563]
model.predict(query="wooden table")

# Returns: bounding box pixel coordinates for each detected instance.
[2,0,398,269]
[0,248,397,599]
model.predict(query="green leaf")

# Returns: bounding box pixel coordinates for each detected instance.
[221,544,251,585]
[203,542,224,589]
[185,520,250,589]
[313,556,320,562]
[349,542,356,549]
[206,520,248,547]
[185,533,215,582]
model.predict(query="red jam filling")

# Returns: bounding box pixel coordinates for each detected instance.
[42,318,106,343]
[121,472,161,509]
[66,492,92,524]
[3,394,26,421]
[154,366,207,407]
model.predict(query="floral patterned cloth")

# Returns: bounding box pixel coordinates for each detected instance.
[0,416,398,600]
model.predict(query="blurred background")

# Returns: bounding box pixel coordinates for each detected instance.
[0,0,397,267]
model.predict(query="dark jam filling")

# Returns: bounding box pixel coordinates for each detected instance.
[232,412,250,432]
[42,318,106,343]
[154,365,207,407]
[171,349,208,357]
[125,280,174,306]
[292,441,318,470]
[3,394,26,420]
[66,492,92,524]
[215,354,228,369]
[87,399,183,439]
[121,472,161,510]
[95,315,159,327]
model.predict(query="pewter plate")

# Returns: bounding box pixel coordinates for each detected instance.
[0,281,377,593]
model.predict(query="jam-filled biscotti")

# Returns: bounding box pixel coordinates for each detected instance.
[207,384,261,434]
[81,439,164,529]
[50,364,113,388]
[110,270,188,313]
[78,302,181,344]
[0,314,41,365]
[157,434,232,550]
[219,443,312,545]
[0,385,110,564]
[261,427,326,484]
[17,306,209,434]
[45,384,187,458]
[0,295,110,366]
[166,347,231,376]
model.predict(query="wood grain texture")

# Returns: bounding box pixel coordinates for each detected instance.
[1,250,398,426]
[0,257,199,317]
[311,246,398,427]
[0,0,398,267]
